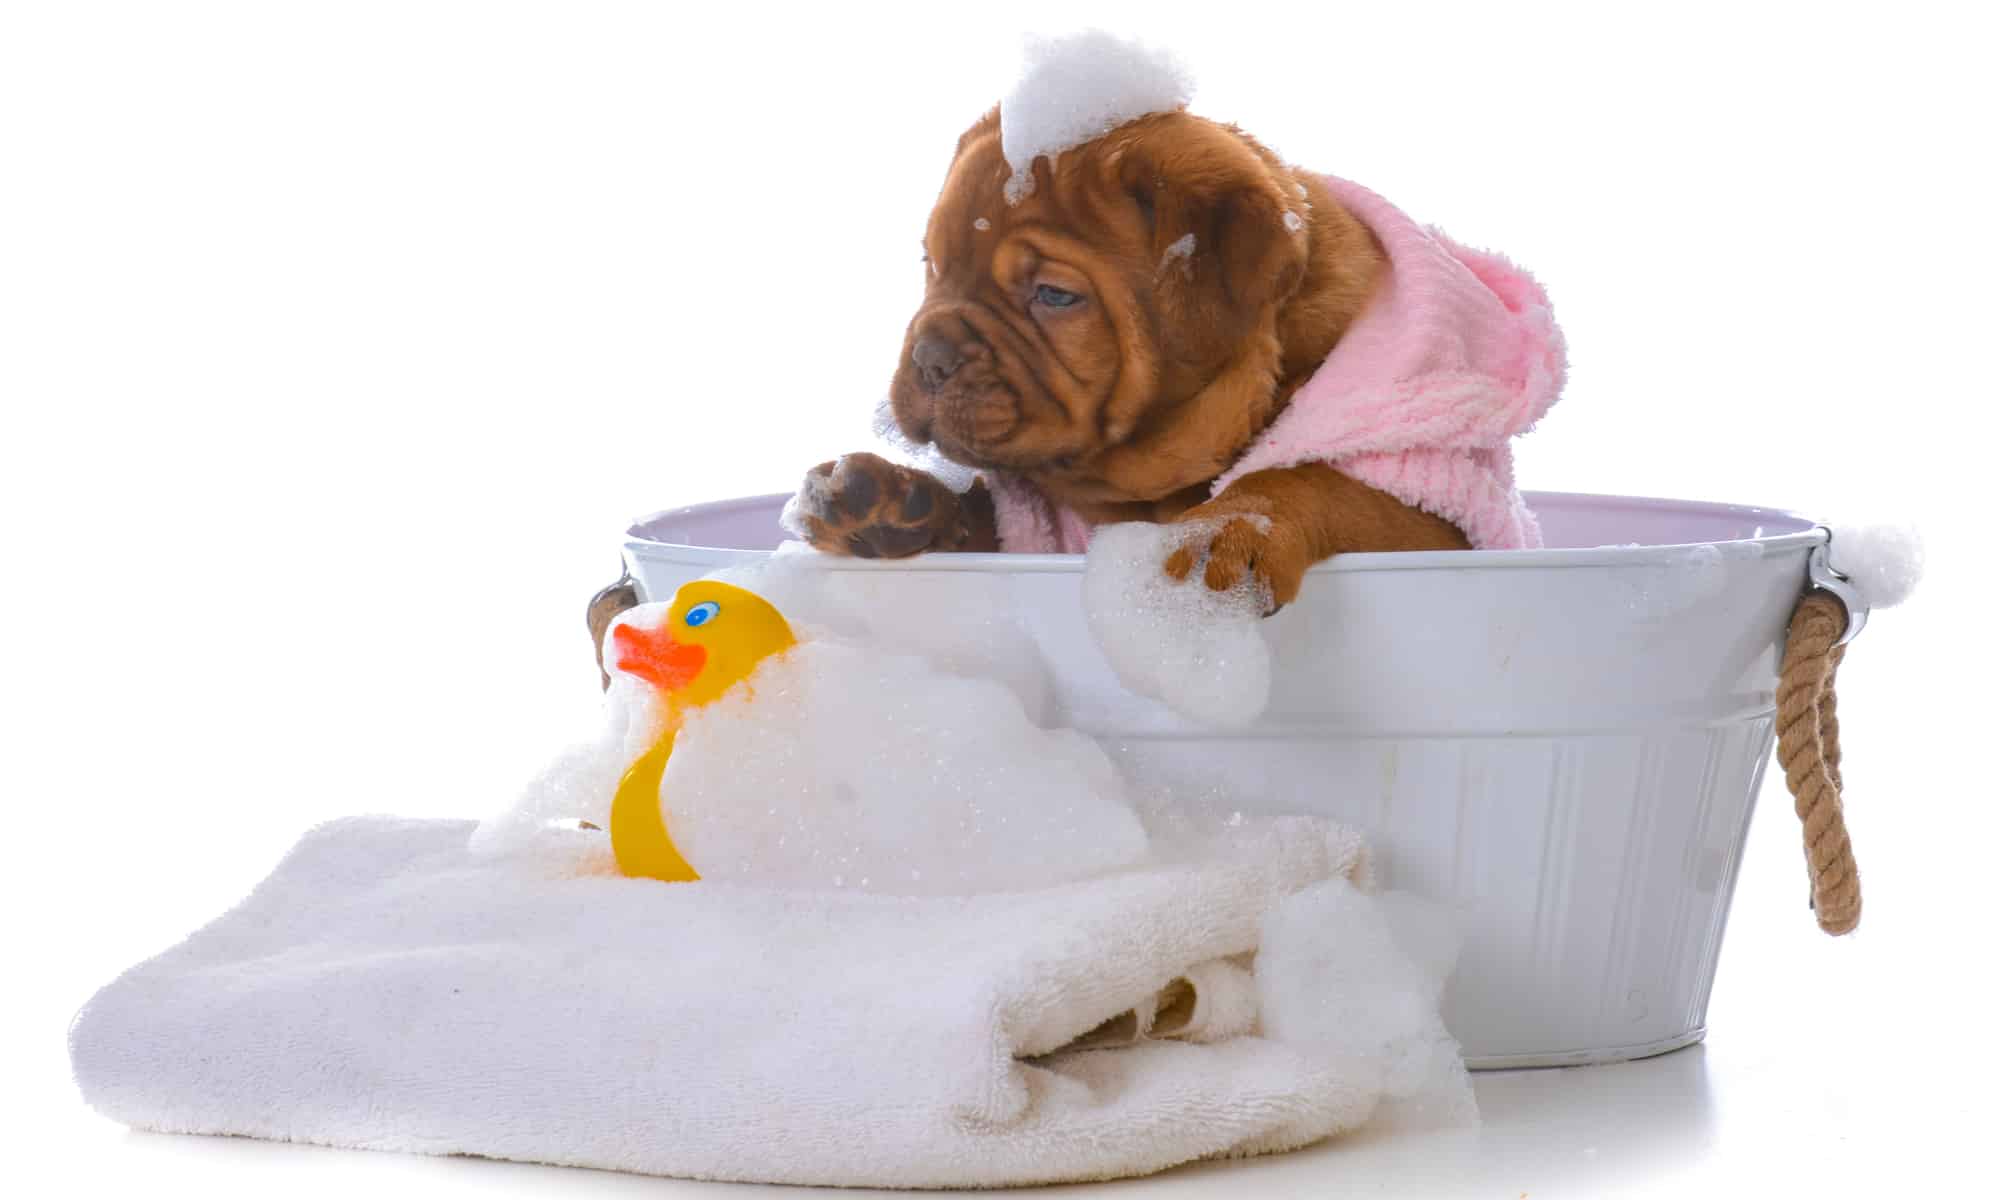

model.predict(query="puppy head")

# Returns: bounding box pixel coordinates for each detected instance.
[888,109,1317,506]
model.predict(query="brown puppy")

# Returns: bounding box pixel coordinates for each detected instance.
[587,109,1474,679]
[791,108,1468,607]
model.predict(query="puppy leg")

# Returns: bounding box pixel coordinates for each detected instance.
[1165,463,1469,609]
[789,451,999,558]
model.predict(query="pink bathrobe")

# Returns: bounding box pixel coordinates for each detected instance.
[987,176,1566,554]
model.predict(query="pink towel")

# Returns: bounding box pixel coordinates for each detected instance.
[988,176,1565,554]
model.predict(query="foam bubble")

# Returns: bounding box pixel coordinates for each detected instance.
[664,641,1147,894]
[777,473,830,541]
[1827,521,1924,610]
[1082,520,1273,728]
[711,550,1052,723]
[469,621,674,872]
[475,593,1141,894]
[1256,880,1476,1131]
[1621,542,1729,622]
[999,31,1194,204]
[859,409,984,497]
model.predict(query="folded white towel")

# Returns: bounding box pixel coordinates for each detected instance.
[68,812,1442,1187]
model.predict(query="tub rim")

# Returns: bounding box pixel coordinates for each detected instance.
[624,489,1827,576]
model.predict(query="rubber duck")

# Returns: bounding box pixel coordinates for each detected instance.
[606,580,796,882]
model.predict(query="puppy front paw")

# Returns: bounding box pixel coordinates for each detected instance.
[1162,506,1307,613]
[786,452,990,558]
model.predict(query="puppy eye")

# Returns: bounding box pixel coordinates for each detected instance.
[1034,284,1081,309]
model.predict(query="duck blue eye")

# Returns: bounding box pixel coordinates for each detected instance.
[684,601,720,628]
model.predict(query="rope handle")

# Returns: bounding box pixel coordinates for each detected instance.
[1776,590,1860,935]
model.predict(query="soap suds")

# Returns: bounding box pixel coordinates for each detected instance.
[663,640,1146,894]
[1257,880,1477,1131]
[1826,522,1924,610]
[476,588,1137,894]
[1082,520,1274,728]
[712,549,1052,722]
[999,31,1195,204]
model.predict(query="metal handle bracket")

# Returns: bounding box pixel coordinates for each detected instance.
[1807,527,1869,647]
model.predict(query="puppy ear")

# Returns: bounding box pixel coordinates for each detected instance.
[1120,151,1308,333]
[955,106,1000,160]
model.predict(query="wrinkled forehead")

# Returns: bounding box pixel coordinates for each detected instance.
[925,131,1132,268]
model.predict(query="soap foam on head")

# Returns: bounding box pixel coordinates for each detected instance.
[1082,520,1274,729]
[999,31,1195,204]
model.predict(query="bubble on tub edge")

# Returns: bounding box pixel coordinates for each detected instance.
[1827,521,1924,609]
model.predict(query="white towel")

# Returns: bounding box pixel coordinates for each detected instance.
[66,812,1441,1188]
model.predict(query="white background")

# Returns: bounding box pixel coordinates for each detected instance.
[4,2,1993,1196]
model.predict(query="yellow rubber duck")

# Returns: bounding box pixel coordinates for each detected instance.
[605,580,796,882]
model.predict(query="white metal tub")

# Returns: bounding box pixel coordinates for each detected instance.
[620,491,1823,1068]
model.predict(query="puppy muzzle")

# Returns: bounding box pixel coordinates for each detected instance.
[892,309,1027,466]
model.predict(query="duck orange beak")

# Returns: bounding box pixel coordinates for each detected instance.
[611,622,708,692]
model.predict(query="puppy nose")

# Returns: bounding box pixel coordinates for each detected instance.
[912,335,965,390]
